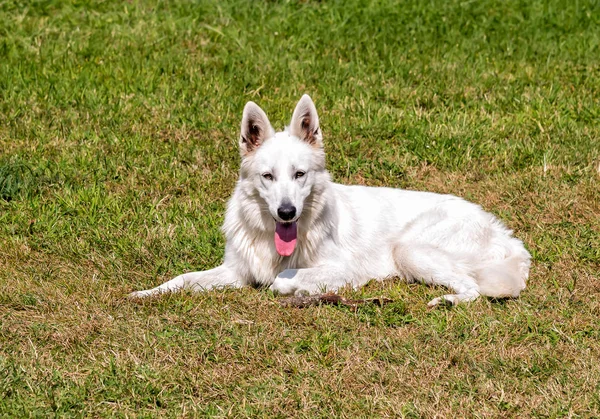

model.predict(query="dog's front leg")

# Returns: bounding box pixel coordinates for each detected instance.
[129,264,241,298]
[269,268,351,296]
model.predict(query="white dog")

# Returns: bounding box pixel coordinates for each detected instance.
[131,95,530,307]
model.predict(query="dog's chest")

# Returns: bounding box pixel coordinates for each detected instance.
[241,236,314,287]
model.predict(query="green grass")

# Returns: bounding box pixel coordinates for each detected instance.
[1,0,599,416]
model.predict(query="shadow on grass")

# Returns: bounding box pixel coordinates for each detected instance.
[0,159,36,201]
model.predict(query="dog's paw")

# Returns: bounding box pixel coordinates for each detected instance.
[128,289,155,299]
[270,269,323,296]
[427,291,480,308]
[269,277,299,296]
[427,294,459,308]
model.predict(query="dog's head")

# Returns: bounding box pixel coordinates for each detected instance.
[238,95,328,256]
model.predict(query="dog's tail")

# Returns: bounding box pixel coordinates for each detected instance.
[475,255,530,298]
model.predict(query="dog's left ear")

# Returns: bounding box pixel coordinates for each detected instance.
[290,94,323,147]
[240,101,274,156]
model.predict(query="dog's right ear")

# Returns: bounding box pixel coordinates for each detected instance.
[239,102,273,156]
[289,94,322,147]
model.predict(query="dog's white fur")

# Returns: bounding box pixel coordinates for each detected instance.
[131,95,530,307]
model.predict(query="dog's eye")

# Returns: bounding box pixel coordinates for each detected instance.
[295,171,306,179]
[262,173,273,181]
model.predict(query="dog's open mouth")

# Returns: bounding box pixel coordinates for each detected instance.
[275,221,297,256]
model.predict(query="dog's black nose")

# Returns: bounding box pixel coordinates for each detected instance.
[277,203,296,221]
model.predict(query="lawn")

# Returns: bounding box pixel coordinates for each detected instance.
[1,0,599,416]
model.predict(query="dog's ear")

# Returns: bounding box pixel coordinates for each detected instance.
[290,94,322,147]
[240,101,273,156]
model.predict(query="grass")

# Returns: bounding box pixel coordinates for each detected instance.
[1,0,599,416]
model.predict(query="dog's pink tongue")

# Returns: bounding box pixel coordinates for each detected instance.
[275,222,297,256]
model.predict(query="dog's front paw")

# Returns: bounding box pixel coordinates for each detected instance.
[270,269,316,296]
[269,269,324,296]
[269,276,300,296]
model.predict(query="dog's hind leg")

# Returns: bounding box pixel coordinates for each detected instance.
[129,264,241,298]
[393,244,480,307]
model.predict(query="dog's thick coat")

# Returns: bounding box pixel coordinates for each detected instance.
[131,95,530,306]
